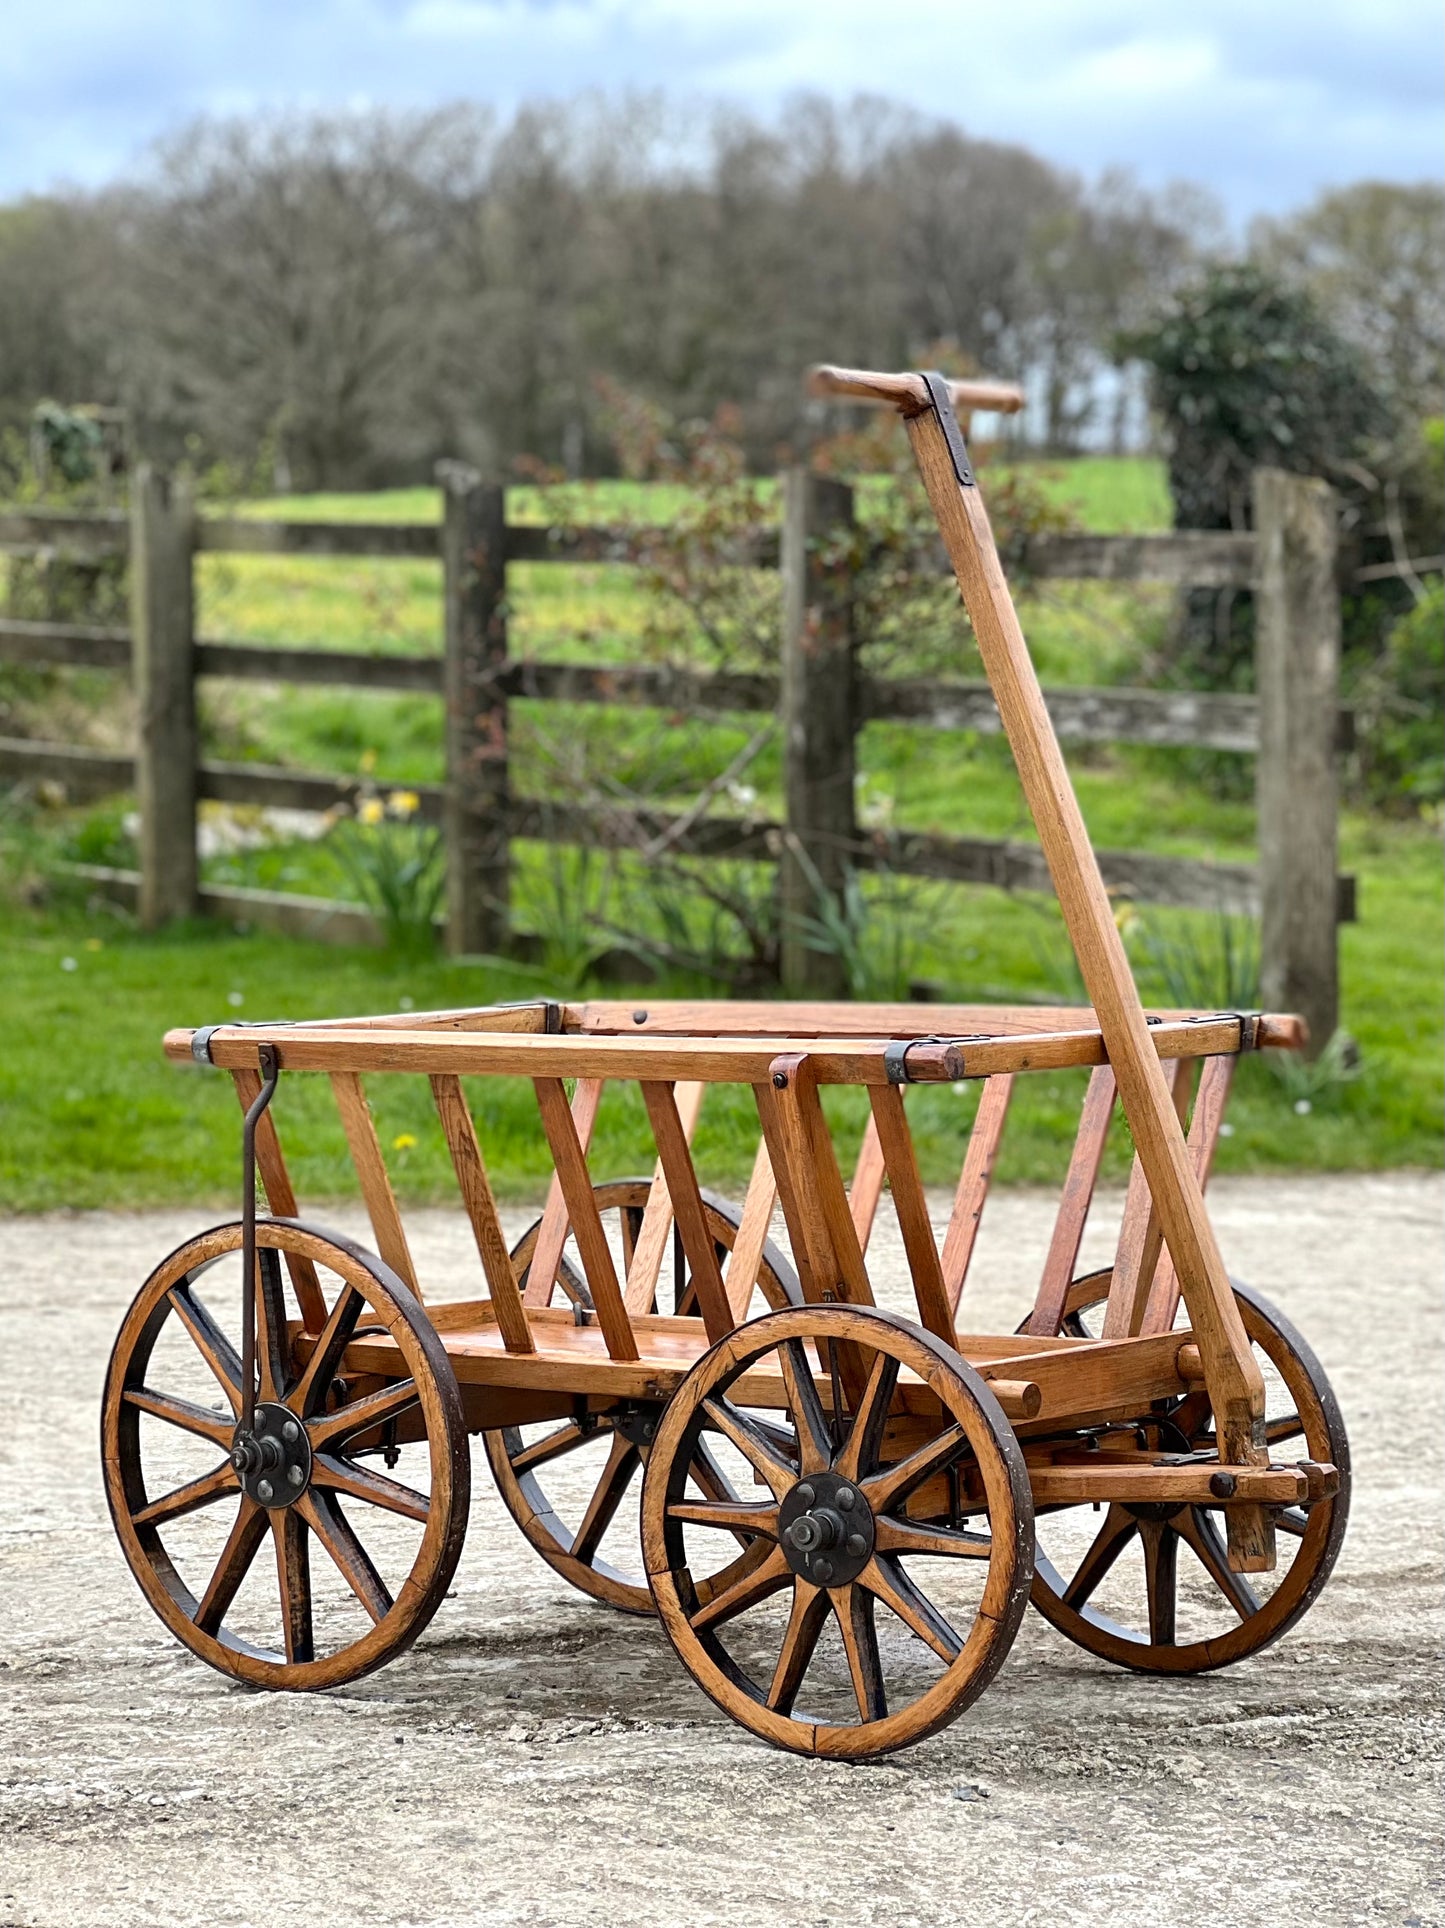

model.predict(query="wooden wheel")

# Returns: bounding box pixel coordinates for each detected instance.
[642,1304,1034,1759]
[485,1179,801,1614]
[1027,1277,1350,1673]
[102,1218,470,1690]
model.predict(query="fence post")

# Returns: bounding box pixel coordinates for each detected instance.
[130,464,198,928]
[438,461,510,956]
[1253,467,1341,1054]
[780,469,857,996]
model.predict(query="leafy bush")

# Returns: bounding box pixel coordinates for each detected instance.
[1127,262,1386,689]
[1353,579,1445,811]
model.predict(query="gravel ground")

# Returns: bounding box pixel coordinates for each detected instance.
[1,1172,1440,1928]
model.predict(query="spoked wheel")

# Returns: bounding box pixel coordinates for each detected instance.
[484,1178,800,1615]
[1026,1276,1350,1673]
[102,1219,470,1690]
[642,1304,1034,1758]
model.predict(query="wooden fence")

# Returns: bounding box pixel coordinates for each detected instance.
[0,462,1353,1045]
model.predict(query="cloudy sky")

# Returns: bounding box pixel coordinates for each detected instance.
[1,0,1439,219]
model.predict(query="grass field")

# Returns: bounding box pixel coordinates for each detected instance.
[2,456,1439,1212]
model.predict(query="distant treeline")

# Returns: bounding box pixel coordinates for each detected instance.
[0,95,1440,489]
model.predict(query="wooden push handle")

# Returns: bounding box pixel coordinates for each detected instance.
[807,364,1026,416]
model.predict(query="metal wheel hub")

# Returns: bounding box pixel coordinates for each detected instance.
[231,1401,311,1508]
[779,1470,874,1587]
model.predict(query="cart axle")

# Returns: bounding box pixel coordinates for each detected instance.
[231,1401,312,1508]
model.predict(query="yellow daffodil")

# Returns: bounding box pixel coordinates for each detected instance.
[387,789,421,818]
[358,797,385,826]
[392,1133,417,1151]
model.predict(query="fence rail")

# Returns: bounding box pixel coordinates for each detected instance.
[0,464,1356,1043]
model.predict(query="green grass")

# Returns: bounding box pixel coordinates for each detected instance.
[3,456,1440,1211]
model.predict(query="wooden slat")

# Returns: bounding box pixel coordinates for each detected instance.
[622,1080,705,1312]
[939,1074,1014,1313]
[722,1138,779,1320]
[867,1086,954,1345]
[773,1059,876,1310]
[848,1111,888,1253]
[1141,1055,1238,1335]
[328,1071,420,1298]
[576,999,1302,1044]
[230,1068,327,1332]
[1021,529,1257,587]
[429,1074,534,1354]
[197,640,442,691]
[532,1078,638,1362]
[0,618,130,669]
[524,1078,605,1306]
[752,1068,830,1303]
[1101,1057,1195,1341]
[196,518,438,558]
[639,1083,734,1344]
[1026,1066,1118,1337]
[0,508,128,557]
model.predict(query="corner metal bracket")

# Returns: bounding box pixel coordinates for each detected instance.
[921,371,976,487]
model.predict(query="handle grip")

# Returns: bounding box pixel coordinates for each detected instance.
[807,364,1025,416]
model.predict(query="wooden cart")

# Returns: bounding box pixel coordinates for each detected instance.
[103,368,1349,1758]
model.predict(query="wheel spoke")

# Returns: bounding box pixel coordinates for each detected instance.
[859,1553,962,1664]
[570,1433,641,1566]
[873,1515,991,1560]
[194,1496,268,1635]
[507,1420,594,1475]
[168,1282,243,1416]
[135,1459,238,1528]
[667,1498,779,1539]
[690,1542,792,1631]
[834,1584,887,1723]
[313,1453,430,1523]
[1275,1505,1311,1538]
[701,1397,797,1501]
[287,1284,366,1419]
[619,1206,643,1275]
[777,1340,833,1476]
[1140,1521,1178,1645]
[1168,1391,1214,1443]
[1061,1503,1137,1611]
[254,1248,292,1404]
[272,1508,314,1664]
[309,1377,419,1451]
[1265,1411,1305,1446]
[766,1579,829,1714]
[833,1349,900,1483]
[124,1386,235,1449]
[297,1489,393,1623]
[862,1422,970,1514]
[1176,1506,1261,1621]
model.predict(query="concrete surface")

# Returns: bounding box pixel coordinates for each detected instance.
[1,1172,1440,1928]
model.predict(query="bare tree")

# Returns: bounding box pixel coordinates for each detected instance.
[1251,181,1445,418]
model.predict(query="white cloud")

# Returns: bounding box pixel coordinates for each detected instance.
[0,0,1438,215]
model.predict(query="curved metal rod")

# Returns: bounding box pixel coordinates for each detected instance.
[240,1043,281,1432]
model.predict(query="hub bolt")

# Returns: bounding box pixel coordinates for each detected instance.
[282,1419,300,1444]
[813,1558,834,1584]
[288,1465,304,1487]
[796,1483,815,1506]
[257,1479,274,1503]
[846,1532,867,1557]
[836,1486,855,1510]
